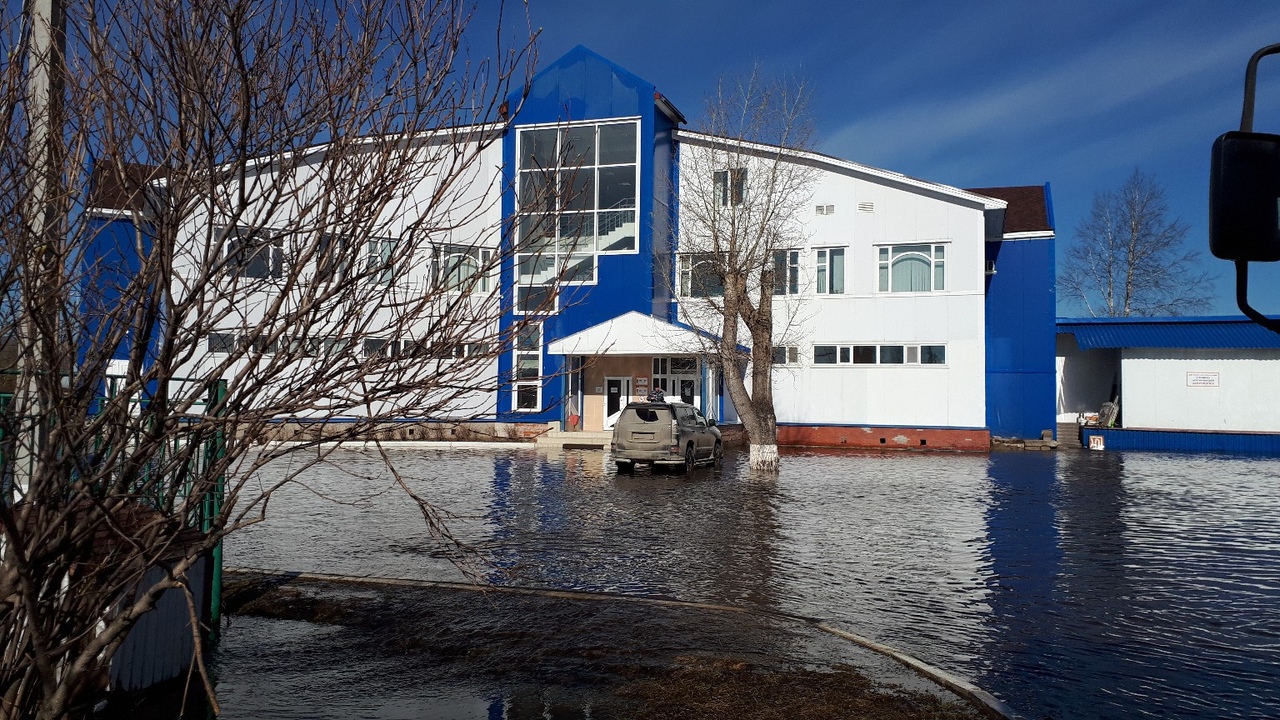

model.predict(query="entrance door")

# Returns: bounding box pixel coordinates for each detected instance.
[605,377,631,418]
[679,378,696,406]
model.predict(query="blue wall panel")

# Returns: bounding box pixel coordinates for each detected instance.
[80,213,162,375]
[985,222,1056,439]
[1083,428,1280,455]
[497,47,671,423]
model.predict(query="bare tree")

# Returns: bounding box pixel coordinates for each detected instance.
[0,0,545,717]
[1060,168,1214,317]
[674,71,817,470]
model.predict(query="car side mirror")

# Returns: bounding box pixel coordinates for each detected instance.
[1210,42,1280,335]
[1210,130,1280,262]
[707,417,717,427]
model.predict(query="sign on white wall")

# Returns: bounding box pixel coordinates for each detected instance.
[1186,371,1220,388]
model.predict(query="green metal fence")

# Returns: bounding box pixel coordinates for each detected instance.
[0,374,229,642]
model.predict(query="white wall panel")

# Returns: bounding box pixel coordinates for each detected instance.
[1121,349,1280,432]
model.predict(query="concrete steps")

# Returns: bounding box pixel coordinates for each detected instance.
[1057,423,1083,449]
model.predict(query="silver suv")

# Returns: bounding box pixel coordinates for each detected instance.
[610,401,722,473]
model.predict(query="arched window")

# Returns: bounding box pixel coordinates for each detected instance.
[878,244,946,292]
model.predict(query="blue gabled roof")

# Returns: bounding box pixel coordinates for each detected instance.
[1057,316,1280,350]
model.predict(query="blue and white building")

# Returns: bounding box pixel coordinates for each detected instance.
[94,46,1058,448]
[1058,316,1280,452]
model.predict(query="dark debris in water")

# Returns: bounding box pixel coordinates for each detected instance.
[220,571,988,720]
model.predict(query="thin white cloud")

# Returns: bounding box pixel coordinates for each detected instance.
[822,18,1280,171]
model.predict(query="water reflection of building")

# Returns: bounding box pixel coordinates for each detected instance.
[981,450,1136,719]
[486,450,782,609]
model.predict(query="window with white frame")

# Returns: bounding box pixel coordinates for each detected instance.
[815,247,845,294]
[516,285,556,315]
[878,243,947,292]
[714,168,747,206]
[514,323,542,411]
[223,227,283,279]
[812,343,946,365]
[433,244,494,293]
[516,120,638,313]
[363,338,401,357]
[771,346,799,365]
[208,333,239,353]
[773,250,799,295]
[678,253,724,297]
[316,233,356,281]
[366,238,397,286]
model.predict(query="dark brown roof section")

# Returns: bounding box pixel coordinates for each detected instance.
[967,185,1053,234]
[88,162,162,212]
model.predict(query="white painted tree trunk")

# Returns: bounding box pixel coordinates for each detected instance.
[749,443,779,470]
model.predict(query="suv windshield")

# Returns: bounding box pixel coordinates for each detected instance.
[619,406,672,424]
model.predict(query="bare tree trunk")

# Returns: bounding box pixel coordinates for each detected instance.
[0,1,540,716]
[672,70,815,471]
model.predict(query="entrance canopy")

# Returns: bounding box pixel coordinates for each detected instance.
[547,311,715,356]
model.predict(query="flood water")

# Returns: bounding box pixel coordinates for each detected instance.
[219,445,1280,719]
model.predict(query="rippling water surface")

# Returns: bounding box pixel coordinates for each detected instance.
[223,446,1280,719]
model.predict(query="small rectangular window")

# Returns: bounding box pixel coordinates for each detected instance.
[714,168,747,206]
[839,346,852,363]
[816,248,845,294]
[907,346,919,364]
[251,335,279,354]
[670,357,698,374]
[208,333,238,353]
[364,338,399,357]
[773,250,800,295]
[516,385,539,410]
[852,345,877,364]
[922,345,946,364]
[880,345,904,364]
[517,286,555,314]
[813,345,838,364]
[772,346,788,365]
[366,238,397,286]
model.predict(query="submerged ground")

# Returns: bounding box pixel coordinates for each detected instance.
[192,444,1280,719]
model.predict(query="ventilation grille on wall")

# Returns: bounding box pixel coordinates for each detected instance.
[857,201,875,213]
[815,204,835,216]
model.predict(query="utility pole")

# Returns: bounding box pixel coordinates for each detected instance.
[11,0,66,496]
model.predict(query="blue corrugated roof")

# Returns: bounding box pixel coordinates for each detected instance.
[1057,316,1280,350]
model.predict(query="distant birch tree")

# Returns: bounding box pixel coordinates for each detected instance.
[0,1,542,717]
[1060,168,1214,317]
[675,71,817,470]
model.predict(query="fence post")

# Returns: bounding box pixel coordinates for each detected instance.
[203,379,228,644]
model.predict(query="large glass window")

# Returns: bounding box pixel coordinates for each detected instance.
[678,253,724,297]
[878,243,947,292]
[815,247,845,294]
[223,227,283,279]
[516,120,639,310]
[433,244,494,293]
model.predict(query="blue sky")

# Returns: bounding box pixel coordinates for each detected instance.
[525,0,1280,316]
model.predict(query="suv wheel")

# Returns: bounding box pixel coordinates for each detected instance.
[712,441,723,468]
[616,460,634,474]
[683,444,695,474]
